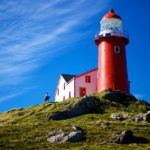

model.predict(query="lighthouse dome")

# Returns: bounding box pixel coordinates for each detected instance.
[100,9,123,31]
[101,8,121,21]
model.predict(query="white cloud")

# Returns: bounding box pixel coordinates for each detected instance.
[0,93,22,103]
[0,0,110,102]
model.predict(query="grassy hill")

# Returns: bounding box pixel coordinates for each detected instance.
[0,91,150,150]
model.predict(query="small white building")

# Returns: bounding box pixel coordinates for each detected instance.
[55,68,97,102]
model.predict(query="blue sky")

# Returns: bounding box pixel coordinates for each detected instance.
[0,0,150,112]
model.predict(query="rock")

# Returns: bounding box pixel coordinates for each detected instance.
[47,131,84,143]
[118,130,134,144]
[104,88,112,92]
[103,91,137,106]
[62,131,83,143]
[134,113,144,122]
[72,126,82,131]
[110,113,130,121]
[47,129,64,137]
[110,130,147,144]
[135,116,143,122]
[47,132,67,143]
[122,114,130,119]
[47,96,99,120]
[134,111,150,122]
[110,113,123,121]
[143,111,150,122]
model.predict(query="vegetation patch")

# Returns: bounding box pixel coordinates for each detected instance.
[0,91,150,149]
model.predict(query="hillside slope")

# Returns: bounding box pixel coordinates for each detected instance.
[0,91,150,150]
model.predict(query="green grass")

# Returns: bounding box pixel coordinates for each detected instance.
[0,91,150,150]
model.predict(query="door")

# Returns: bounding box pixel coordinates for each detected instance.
[79,87,86,97]
[69,91,71,98]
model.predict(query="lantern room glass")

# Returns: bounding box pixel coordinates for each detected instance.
[100,18,123,31]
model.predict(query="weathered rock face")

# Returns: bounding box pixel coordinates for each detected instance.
[110,130,147,144]
[47,96,99,120]
[110,113,123,121]
[103,91,137,106]
[143,111,150,122]
[72,126,82,131]
[135,115,144,122]
[134,111,150,122]
[122,114,130,119]
[46,129,64,137]
[110,113,130,121]
[110,130,135,144]
[47,131,84,143]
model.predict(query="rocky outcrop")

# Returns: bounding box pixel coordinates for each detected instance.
[134,111,150,122]
[135,115,144,122]
[47,131,84,143]
[46,129,64,137]
[104,88,112,92]
[103,91,137,106]
[143,111,150,122]
[110,130,147,144]
[47,96,99,120]
[110,113,130,121]
[72,126,82,131]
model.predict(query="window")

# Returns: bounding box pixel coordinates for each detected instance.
[69,91,71,98]
[97,71,99,78]
[85,76,91,83]
[64,83,65,90]
[114,46,120,54]
[63,96,65,100]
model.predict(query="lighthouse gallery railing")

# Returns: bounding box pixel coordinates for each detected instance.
[95,30,129,40]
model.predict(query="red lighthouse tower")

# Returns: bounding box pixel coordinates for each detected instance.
[95,9,129,93]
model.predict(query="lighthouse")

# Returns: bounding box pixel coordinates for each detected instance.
[95,9,129,93]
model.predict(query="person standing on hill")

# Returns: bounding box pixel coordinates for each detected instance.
[44,92,50,102]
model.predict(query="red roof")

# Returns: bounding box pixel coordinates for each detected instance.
[101,8,121,21]
[67,68,98,84]
[75,68,97,79]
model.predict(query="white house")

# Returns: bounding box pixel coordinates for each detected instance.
[55,68,97,102]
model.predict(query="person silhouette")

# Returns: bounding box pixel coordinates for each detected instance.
[44,92,50,102]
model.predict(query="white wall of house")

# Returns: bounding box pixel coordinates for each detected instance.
[55,76,65,102]
[75,69,97,97]
[55,76,74,102]
[66,79,74,99]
